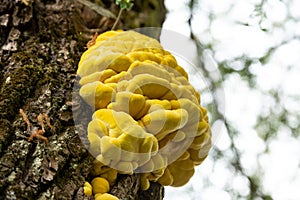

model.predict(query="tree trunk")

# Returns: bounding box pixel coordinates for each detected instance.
[0,0,166,199]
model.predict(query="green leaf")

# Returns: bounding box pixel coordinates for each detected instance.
[115,0,134,10]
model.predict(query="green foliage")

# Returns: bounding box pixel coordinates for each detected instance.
[115,0,134,10]
[111,0,134,30]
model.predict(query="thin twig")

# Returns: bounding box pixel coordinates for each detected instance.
[111,8,124,30]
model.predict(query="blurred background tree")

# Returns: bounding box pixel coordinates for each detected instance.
[163,0,300,199]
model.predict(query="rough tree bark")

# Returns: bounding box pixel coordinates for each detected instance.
[0,0,166,199]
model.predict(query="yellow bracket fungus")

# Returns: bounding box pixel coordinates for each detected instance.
[77,30,211,198]
[95,193,119,200]
[83,181,93,196]
[91,177,110,194]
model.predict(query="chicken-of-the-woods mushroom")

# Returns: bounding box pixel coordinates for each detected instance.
[78,30,211,199]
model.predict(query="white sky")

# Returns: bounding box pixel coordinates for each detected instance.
[162,0,300,199]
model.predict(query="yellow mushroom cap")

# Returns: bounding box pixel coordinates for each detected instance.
[79,81,115,109]
[92,161,118,185]
[83,181,93,196]
[95,193,119,200]
[91,177,110,194]
[77,30,211,189]
[88,109,159,173]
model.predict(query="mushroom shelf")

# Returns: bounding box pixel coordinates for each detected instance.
[77,30,212,199]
